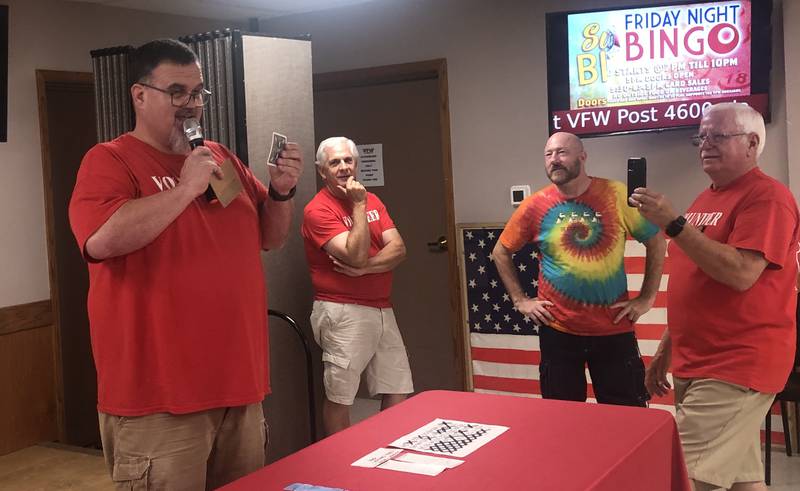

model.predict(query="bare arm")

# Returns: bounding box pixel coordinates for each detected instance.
[331,228,406,276]
[645,328,672,396]
[670,225,768,291]
[630,188,768,291]
[85,146,221,260]
[322,178,369,267]
[492,241,554,325]
[610,232,666,323]
[259,142,303,250]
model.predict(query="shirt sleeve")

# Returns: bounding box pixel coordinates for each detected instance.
[499,196,537,253]
[373,194,396,232]
[728,194,799,269]
[68,144,137,261]
[302,204,349,250]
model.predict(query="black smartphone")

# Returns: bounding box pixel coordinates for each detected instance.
[627,157,647,207]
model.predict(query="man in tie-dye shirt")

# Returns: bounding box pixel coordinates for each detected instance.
[494,132,666,406]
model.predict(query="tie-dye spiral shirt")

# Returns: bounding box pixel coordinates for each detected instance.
[499,177,658,335]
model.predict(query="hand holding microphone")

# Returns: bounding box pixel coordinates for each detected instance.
[182,118,220,201]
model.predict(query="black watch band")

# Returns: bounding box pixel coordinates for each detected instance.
[268,184,296,201]
[665,215,687,238]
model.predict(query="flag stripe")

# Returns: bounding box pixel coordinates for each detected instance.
[471,347,541,364]
[624,256,672,274]
[473,375,540,394]
[462,230,786,440]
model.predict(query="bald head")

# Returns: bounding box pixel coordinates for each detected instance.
[543,132,587,187]
[546,132,584,153]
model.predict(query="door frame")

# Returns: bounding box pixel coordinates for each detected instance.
[314,59,466,389]
[36,69,95,442]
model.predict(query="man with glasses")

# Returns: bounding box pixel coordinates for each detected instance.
[69,39,303,489]
[631,102,798,491]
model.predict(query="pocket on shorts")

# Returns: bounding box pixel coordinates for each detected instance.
[112,455,151,490]
[322,352,350,370]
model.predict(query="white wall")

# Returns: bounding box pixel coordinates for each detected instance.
[0,0,243,308]
[262,0,791,222]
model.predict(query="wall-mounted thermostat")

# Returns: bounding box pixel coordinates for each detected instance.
[510,185,531,206]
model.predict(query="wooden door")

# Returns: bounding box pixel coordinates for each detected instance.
[37,70,99,446]
[314,60,464,394]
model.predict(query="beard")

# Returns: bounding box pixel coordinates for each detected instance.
[547,159,580,185]
[168,109,200,154]
[168,125,191,154]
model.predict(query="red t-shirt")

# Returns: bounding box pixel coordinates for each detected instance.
[301,188,395,308]
[69,134,270,416]
[668,167,799,393]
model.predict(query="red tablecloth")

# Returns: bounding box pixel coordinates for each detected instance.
[222,390,690,491]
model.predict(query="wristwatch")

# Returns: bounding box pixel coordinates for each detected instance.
[665,215,687,238]
[268,184,296,201]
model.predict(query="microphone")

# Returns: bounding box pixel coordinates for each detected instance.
[182,118,217,202]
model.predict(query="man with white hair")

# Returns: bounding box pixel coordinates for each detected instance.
[632,102,799,491]
[301,136,413,435]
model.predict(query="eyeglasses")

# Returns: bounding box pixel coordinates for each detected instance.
[690,132,748,147]
[137,82,212,107]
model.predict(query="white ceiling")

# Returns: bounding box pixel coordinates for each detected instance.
[64,0,379,22]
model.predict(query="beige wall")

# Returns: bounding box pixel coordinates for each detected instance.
[0,0,243,309]
[2,0,797,308]
[262,0,792,221]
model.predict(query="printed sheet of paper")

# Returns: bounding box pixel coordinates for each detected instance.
[351,448,464,477]
[388,418,509,458]
[351,448,402,468]
[377,459,445,476]
[394,452,464,469]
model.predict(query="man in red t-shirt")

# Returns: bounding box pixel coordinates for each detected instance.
[68,39,303,489]
[302,136,413,436]
[632,102,799,491]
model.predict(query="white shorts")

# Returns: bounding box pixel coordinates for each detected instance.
[310,300,414,405]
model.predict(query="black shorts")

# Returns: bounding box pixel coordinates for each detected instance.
[538,325,650,407]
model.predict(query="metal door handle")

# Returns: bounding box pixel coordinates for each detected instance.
[427,235,448,252]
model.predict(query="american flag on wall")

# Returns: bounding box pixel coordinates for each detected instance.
[460,225,788,444]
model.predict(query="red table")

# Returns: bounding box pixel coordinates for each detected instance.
[222,390,690,491]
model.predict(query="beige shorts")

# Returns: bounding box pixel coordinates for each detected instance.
[310,300,414,405]
[98,403,266,490]
[674,377,774,489]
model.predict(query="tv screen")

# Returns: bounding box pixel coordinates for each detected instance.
[545,0,772,137]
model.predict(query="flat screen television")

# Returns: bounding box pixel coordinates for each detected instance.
[545,0,772,137]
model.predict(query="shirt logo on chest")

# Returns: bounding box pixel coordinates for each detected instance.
[151,176,178,192]
[342,209,381,228]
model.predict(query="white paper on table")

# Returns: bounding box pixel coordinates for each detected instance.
[388,418,509,458]
[351,448,403,468]
[394,452,464,469]
[377,459,446,476]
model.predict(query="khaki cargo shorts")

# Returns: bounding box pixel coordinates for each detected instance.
[674,377,774,489]
[310,300,414,405]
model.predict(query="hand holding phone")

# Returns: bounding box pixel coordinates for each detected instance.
[627,157,646,207]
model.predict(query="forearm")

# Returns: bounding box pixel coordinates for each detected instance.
[260,197,294,250]
[638,234,666,300]
[342,203,370,267]
[85,185,195,260]
[672,224,762,290]
[493,243,527,304]
[361,240,406,273]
